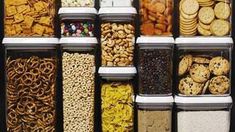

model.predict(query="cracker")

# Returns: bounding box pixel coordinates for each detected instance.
[198,24,212,36]
[24,16,34,28]
[198,7,215,24]
[32,24,45,35]
[181,0,199,15]
[14,13,24,23]
[6,6,17,16]
[199,20,210,30]
[198,0,215,7]
[214,2,231,19]
[39,17,51,26]
[210,19,230,36]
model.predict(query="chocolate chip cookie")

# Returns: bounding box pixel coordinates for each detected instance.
[209,56,230,75]
[178,55,193,76]
[209,76,230,95]
[190,64,210,83]
[179,77,203,95]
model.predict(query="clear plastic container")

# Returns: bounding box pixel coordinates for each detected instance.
[139,0,173,36]
[99,7,137,67]
[175,37,233,96]
[179,0,232,36]
[99,67,137,132]
[3,38,58,131]
[100,0,133,7]
[175,96,233,132]
[59,8,97,37]
[60,37,97,132]
[4,0,56,37]
[136,96,173,132]
[137,37,174,96]
[62,0,95,7]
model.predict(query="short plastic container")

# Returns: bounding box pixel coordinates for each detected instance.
[179,0,232,36]
[3,38,58,131]
[99,67,137,132]
[60,37,97,132]
[100,0,133,7]
[136,96,173,132]
[137,37,174,96]
[175,37,233,96]
[4,0,57,37]
[139,0,173,36]
[62,0,95,7]
[99,7,137,67]
[59,8,97,37]
[175,96,233,132]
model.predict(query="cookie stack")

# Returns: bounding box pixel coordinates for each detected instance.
[179,0,231,36]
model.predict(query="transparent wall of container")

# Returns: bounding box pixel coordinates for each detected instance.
[62,0,95,7]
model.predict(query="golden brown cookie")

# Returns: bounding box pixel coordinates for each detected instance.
[209,56,230,75]
[214,2,231,19]
[178,55,193,76]
[209,76,230,95]
[193,56,210,64]
[179,77,203,95]
[189,64,210,83]
[210,19,230,36]
[198,7,215,24]
[181,0,199,15]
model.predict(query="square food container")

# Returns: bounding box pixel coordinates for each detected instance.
[175,37,233,96]
[99,7,137,67]
[62,0,95,7]
[59,8,97,37]
[98,67,137,131]
[137,37,174,96]
[139,0,173,36]
[60,37,97,132]
[175,96,233,132]
[3,38,58,131]
[4,0,57,37]
[179,0,232,36]
[100,0,133,7]
[136,96,173,132]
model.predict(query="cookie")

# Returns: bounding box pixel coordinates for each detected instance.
[202,80,209,94]
[181,0,199,15]
[193,56,210,64]
[214,2,231,20]
[198,24,212,36]
[190,64,210,83]
[209,76,230,95]
[178,55,193,76]
[179,77,203,95]
[210,19,230,36]
[198,7,215,24]
[209,56,230,75]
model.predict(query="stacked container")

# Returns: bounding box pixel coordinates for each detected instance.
[3,38,58,131]
[60,38,97,132]
[98,67,137,131]
[100,0,133,7]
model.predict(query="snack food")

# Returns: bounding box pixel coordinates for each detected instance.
[62,0,94,7]
[179,77,203,95]
[189,64,210,83]
[179,0,231,36]
[140,0,173,36]
[209,56,230,76]
[6,56,56,131]
[5,0,55,37]
[209,76,230,95]
[178,55,193,76]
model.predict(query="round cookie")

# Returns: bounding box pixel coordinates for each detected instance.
[214,2,231,19]
[209,76,230,95]
[179,77,203,95]
[198,24,212,36]
[210,19,230,36]
[181,0,199,15]
[198,7,215,24]
[178,55,193,76]
[193,56,210,64]
[189,64,210,83]
[209,56,230,75]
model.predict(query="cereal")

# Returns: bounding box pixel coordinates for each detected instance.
[101,23,135,66]
[63,52,95,132]
[101,82,134,132]
[61,21,94,37]
[6,56,56,131]
[62,0,94,7]
[5,0,55,37]
[140,0,173,36]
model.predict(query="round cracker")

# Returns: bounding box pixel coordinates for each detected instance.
[181,0,199,15]
[210,19,230,36]
[214,2,231,19]
[198,0,215,7]
[198,24,212,36]
[198,7,215,24]
[199,20,210,30]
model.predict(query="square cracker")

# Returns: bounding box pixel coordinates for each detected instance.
[24,16,34,28]
[14,13,24,23]
[14,24,23,33]
[39,17,51,26]
[6,6,17,16]
[34,2,44,12]
[12,0,27,6]
[17,5,30,14]
[32,24,45,35]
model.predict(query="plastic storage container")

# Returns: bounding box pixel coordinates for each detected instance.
[179,0,232,36]
[4,0,56,37]
[175,37,233,96]
[100,0,133,7]
[62,0,95,7]
[137,37,174,96]
[136,96,173,132]
[99,67,137,131]
[139,0,173,36]
[99,7,137,67]
[59,8,97,37]
[175,96,233,132]
[60,37,97,132]
[3,38,58,131]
